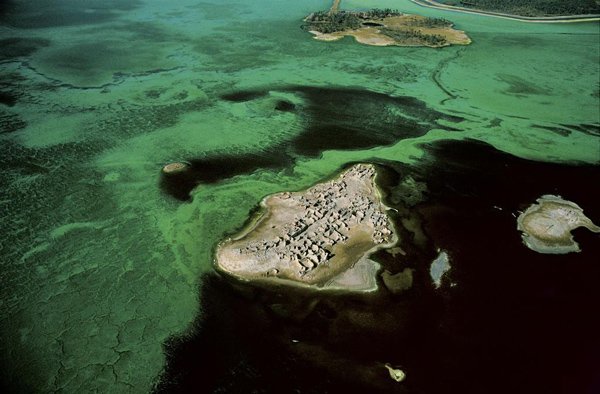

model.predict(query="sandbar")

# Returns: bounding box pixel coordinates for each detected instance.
[517,195,600,254]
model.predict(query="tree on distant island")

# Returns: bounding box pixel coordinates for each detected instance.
[381,28,448,46]
[363,8,403,19]
[304,10,362,33]
[303,8,403,33]
[411,16,453,27]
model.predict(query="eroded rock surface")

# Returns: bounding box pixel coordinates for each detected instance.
[517,195,600,254]
[216,164,396,291]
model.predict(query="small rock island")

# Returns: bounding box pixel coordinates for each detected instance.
[215,164,396,291]
[517,195,600,254]
[303,2,471,48]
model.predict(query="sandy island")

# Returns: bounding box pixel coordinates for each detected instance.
[304,1,470,48]
[215,164,397,291]
[309,14,471,47]
[517,195,600,254]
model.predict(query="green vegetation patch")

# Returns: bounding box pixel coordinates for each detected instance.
[303,8,402,33]
[380,28,448,46]
[409,17,453,28]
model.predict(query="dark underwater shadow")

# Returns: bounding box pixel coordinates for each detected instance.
[156,139,600,394]
[160,85,463,201]
[0,0,143,29]
[384,139,600,394]
[154,270,440,394]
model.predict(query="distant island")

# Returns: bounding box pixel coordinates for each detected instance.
[302,3,471,48]
[215,164,397,292]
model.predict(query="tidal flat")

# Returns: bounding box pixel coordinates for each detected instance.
[0,0,598,393]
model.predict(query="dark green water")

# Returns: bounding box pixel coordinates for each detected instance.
[1,0,598,392]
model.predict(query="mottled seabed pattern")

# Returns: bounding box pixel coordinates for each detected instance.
[0,0,598,393]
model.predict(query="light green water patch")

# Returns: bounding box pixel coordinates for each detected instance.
[430,25,599,163]
[15,110,96,148]
[228,45,445,100]
[440,31,599,124]
[88,69,210,108]
[1,158,199,392]
[95,100,301,171]
[1,69,219,394]
[49,220,109,239]
[4,76,213,151]
[293,133,438,172]
[466,119,600,163]
[179,2,454,98]
[30,36,179,87]
[20,1,212,87]
[248,129,452,192]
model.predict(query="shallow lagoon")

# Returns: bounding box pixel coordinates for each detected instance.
[0,0,598,392]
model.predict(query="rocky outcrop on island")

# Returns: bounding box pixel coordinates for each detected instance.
[517,195,600,254]
[216,164,396,291]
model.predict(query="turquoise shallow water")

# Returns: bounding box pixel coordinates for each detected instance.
[1,0,598,392]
